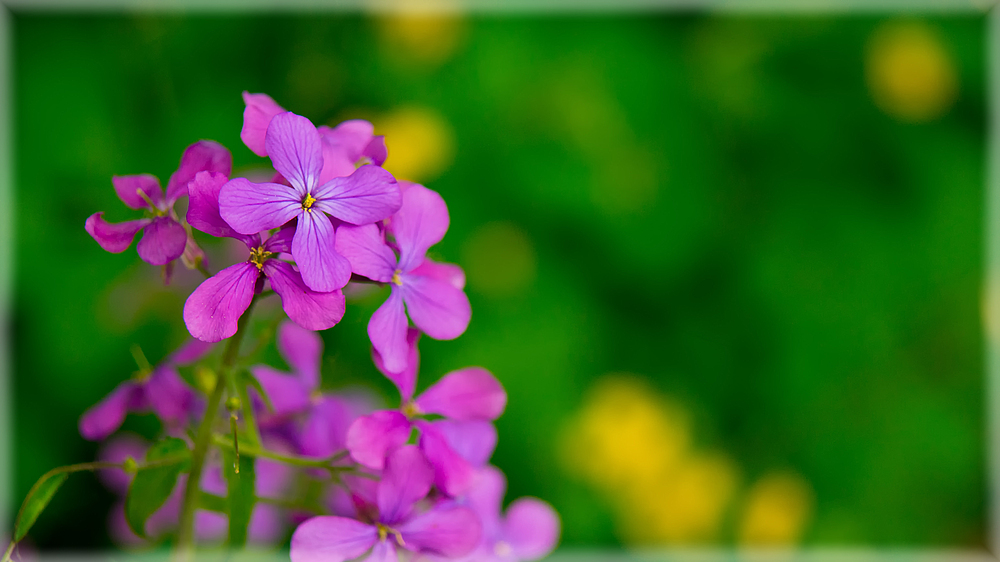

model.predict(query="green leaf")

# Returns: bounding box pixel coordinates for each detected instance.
[223,448,255,547]
[240,370,274,413]
[14,471,69,542]
[125,437,191,538]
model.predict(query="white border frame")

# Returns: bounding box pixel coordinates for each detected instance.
[0,1,996,560]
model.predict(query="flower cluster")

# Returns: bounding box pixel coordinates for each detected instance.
[64,92,560,562]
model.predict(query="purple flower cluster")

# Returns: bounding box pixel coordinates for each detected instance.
[81,92,559,561]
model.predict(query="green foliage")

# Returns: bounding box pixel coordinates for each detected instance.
[223,449,256,547]
[14,472,69,542]
[124,438,191,538]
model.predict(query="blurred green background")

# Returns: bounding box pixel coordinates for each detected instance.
[10,11,987,551]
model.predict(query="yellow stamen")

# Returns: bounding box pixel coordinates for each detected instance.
[302,193,317,211]
[249,246,273,270]
[391,270,403,286]
[402,401,420,419]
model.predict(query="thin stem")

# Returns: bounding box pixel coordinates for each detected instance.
[195,262,212,279]
[175,300,256,559]
[211,434,346,469]
[2,539,14,562]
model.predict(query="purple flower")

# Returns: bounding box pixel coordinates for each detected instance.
[290,446,482,562]
[452,466,560,562]
[85,140,231,266]
[336,182,471,373]
[240,92,385,179]
[79,339,211,441]
[346,329,505,496]
[219,111,401,293]
[183,171,346,343]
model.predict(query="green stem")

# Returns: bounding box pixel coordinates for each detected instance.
[2,539,14,562]
[211,434,347,469]
[175,300,256,559]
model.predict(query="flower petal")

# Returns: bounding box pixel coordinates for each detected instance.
[112,174,163,210]
[145,367,200,426]
[320,120,375,162]
[85,213,150,253]
[248,504,286,545]
[166,140,232,203]
[372,328,419,402]
[409,259,465,290]
[266,111,323,193]
[219,177,302,236]
[292,210,352,292]
[391,183,449,272]
[363,136,387,167]
[299,395,358,458]
[277,320,323,389]
[136,216,188,265]
[417,420,475,496]
[415,368,506,421]
[368,288,410,373]
[400,273,471,341]
[264,223,296,253]
[504,498,561,560]
[377,445,434,525]
[290,516,378,562]
[251,365,312,419]
[79,382,143,441]
[242,91,286,157]
[168,339,215,365]
[187,171,242,239]
[466,466,506,536]
[434,420,498,467]
[183,262,259,342]
[335,224,396,283]
[346,410,411,470]
[264,260,347,330]
[397,505,482,558]
[364,540,398,562]
[313,165,400,225]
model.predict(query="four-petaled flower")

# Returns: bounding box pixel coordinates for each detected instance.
[347,328,506,496]
[220,111,401,293]
[184,171,347,342]
[291,446,482,562]
[337,182,472,373]
[86,140,231,266]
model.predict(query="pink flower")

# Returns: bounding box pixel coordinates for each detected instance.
[220,111,400,293]
[346,329,505,496]
[336,182,471,373]
[183,172,345,342]
[291,446,482,562]
[85,140,231,266]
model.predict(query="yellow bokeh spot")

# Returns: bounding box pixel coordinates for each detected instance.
[462,221,538,297]
[620,453,738,545]
[378,106,455,183]
[738,471,815,546]
[866,21,958,123]
[374,2,466,67]
[559,375,690,491]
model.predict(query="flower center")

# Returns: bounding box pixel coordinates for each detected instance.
[391,270,403,286]
[355,156,372,168]
[302,193,317,211]
[376,523,406,547]
[401,401,420,419]
[249,246,273,270]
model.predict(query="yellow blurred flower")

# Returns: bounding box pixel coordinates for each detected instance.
[559,375,690,491]
[462,221,538,298]
[737,471,815,546]
[374,2,466,68]
[377,106,455,183]
[866,21,958,123]
[620,452,738,545]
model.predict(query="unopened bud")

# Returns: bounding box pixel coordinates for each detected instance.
[123,456,138,475]
[226,396,241,412]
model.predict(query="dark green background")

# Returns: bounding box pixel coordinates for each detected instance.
[11,12,987,549]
